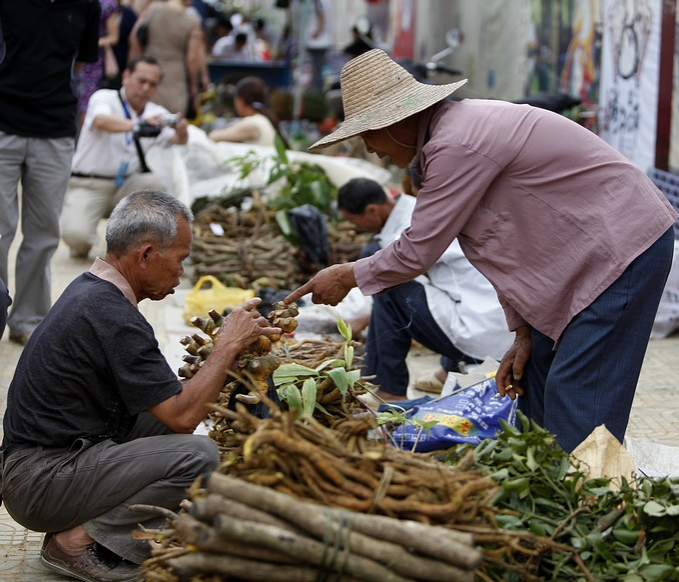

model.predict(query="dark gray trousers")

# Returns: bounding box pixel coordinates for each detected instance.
[0,414,220,563]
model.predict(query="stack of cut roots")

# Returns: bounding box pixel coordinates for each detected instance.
[139,399,498,582]
[191,206,299,290]
[189,204,370,290]
[143,472,483,582]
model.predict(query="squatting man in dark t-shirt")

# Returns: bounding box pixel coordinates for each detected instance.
[0,190,281,582]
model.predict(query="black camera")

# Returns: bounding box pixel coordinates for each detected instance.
[132,121,162,138]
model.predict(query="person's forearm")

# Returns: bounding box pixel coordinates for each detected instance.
[186,27,205,97]
[170,130,189,145]
[175,340,242,430]
[92,115,135,133]
[208,122,257,144]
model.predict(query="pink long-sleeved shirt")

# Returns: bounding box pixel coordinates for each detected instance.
[355,99,677,342]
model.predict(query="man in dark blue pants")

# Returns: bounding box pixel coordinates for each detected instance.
[337,177,512,401]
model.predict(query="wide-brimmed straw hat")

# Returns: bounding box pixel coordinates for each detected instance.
[309,48,467,152]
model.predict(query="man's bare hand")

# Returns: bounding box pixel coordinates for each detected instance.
[285,263,357,306]
[495,326,531,400]
[217,297,281,352]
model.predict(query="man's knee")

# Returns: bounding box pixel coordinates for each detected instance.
[60,192,98,250]
[179,435,220,479]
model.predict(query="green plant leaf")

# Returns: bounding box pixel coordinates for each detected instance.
[345,369,361,388]
[344,344,354,370]
[272,363,318,386]
[327,367,349,397]
[314,359,345,372]
[313,400,332,417]
[279,383,303,414]
[274,134,289,164]
[337,317,352,341]
[643,501,666,517]
[301,378,317,417]
[274,210,299,245]
[639,564,675,582]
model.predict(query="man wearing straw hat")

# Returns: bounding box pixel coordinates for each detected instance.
[285,48,677,453]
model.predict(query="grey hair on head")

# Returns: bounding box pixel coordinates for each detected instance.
[106,190,193,256]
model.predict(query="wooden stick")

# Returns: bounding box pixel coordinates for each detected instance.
[191,494,292,530]
[168,552,363,582]
[175,513,299,564]
[213,516,415,582]
[208,473,481,572]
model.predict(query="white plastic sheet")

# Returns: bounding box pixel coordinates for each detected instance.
[146,125,392,207]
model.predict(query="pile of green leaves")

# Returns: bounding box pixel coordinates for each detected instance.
[443,414,679,581]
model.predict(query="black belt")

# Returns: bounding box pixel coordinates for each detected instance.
[71,172,116,180]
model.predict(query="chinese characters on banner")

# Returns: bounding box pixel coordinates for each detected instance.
[598,0,661,172]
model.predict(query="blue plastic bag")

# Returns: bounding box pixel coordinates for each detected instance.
[390,378,518,452]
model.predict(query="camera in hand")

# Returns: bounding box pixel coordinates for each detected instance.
[160,113,179,128]
[133,121,162,138]
[133,114,179,138]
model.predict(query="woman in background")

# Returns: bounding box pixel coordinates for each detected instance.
[130,0,208,117]
[208,76,289,148]
[77,0,121,128]
[107,0,138,90]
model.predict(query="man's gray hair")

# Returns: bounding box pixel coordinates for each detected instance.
[106,190,193,256]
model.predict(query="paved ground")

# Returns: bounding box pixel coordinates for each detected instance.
[1,235,679,580]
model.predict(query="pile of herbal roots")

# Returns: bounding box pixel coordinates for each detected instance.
[141,307,581,581]
[137,400,491,582]
[137,398,577,582]
[190,203,369,290]
[190,205,300,290]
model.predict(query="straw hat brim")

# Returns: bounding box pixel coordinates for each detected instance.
[309,78,467,152]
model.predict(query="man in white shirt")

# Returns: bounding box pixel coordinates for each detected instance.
[212,31,254,61]
[337,177,513,401]
[61,56,189,260]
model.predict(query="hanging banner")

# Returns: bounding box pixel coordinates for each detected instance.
[670,8,679,172]
[390,0,416,59]
[598,0,661,172]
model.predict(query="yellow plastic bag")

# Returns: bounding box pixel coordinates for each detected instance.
[183,275,255,324]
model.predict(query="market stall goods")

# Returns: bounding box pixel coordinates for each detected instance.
[179,302,299,406]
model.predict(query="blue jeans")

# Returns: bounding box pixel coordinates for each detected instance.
[520,227,675,452]
[364,280,479,396]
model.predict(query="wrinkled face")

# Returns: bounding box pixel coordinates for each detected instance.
[123,62,162,112]
[140,218,191,301]
[340,205,382,234]
[361,126,416,168]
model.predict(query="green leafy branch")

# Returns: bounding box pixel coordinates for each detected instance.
[272,317,360,419]
[442,412,679,581]
[223,135,337,248]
